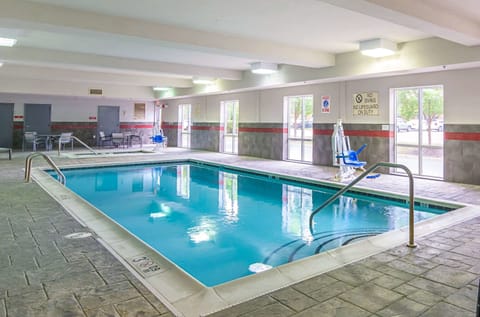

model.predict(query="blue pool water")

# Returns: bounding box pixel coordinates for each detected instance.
[56,162,450,286]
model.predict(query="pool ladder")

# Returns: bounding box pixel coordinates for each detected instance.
[57,136,98,156]
[24,152,66,185]
[309,162,416,248]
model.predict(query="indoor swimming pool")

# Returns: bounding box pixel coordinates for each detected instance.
[52,161,453,287]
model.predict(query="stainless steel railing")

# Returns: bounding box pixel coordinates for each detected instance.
[24,152,66,185]
[58,136,98,156]
[309,162,416,248]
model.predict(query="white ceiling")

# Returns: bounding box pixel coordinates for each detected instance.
[0,0,479,91]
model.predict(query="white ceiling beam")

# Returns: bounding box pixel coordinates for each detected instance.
[0,63,193,87]
[0,46,240,82]
[0,0,335,68]
[320,0,480,46]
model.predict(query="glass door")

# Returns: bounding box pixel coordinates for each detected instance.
[179,104,191,148]
[394,86,444,178]
[286,95,313,162]
[221,100,239,154]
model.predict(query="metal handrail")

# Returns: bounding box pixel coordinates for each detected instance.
[309,162,416,248]
[58,135,98,156]
[25,152,66,185]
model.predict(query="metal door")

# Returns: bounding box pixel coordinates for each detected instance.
[0,103,14,147]
[97,106,120,145]
[24,104,51,134]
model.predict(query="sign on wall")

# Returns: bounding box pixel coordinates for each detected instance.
[352,92,379,116]
[321,96,331,113]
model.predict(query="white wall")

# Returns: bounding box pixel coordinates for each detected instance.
[0,93,155,123]
[161,66,480,126]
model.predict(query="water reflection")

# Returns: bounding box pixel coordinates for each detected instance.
[281,185,313,243]
[218,171,239,223]
[176,165,190,198]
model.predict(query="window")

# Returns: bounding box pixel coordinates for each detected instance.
[179,104,191,148]
[221,100,239,154]
[285,95,313,162]
[393,86,444,178]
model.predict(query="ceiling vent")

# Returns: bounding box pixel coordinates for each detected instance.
[89,88,103,95]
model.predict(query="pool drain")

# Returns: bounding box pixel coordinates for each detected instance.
[64,232,92,239]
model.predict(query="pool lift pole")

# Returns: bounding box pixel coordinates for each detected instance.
[309,162,417,248]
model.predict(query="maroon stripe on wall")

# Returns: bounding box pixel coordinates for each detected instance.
[162,124,180,129]
[239,127,287,133]
[120,124,153,129]
[192,126,223,131]
[314,129,392,137]
[51,124,97,129]
[345,130,393,138]
[314,129,333,135]
[445,132,480,141]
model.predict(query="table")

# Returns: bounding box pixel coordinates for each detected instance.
[38,134,60,151]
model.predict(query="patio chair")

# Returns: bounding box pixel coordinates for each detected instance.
[98,131,112,147]
[58,132,74,151]
[111,132,125,148]
[23,131,45,151]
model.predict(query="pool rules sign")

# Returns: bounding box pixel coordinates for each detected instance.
[353,92,379,116]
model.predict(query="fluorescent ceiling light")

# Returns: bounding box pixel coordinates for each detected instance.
[251,62,278,74]
[192,77,215,85]
[360,38,397,58]
[0,37,17,47]
[0,62,3,67]
[153,86,170,91]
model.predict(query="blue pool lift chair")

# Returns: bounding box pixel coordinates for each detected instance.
[151,129,168,149]
[337,144,367,169]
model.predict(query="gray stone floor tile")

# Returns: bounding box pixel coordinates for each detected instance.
[339,283,403,312]
[241,302,295,317]
[358,253,398,269]
[392,284,423,298]
[44,271,106,298]
[423,265,477,288]
[407,277,457,298]
[292,298,370,317]
[27,258,95,284]
[3,151,480,317]
[271,287,318,312]
[387,259,430,275]
[76,281,141,311]
[85,304,121,317]
[292,275,338,294]
[327,264,383,286]
[375,264,416,282]
[207,296,277,317]
[114,296,161,317]
[371,274,405,289]
[419,301,473,317]
[444,284,478,312]
[451,243,480,259]
[0,299,5,317]
[143,293,171,315]
[377,297,428,317]
[430,255,473,270]
[309,280,354,303]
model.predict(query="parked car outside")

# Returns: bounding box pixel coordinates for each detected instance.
[431,120,444,131]
[396,118,411,132]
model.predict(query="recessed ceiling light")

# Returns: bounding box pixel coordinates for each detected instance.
[251,62,278,74]
[0,37,17,47]
[192,77,215,85]
[153,86,170,91]
[0,62,3,67]
[359,38,397,58]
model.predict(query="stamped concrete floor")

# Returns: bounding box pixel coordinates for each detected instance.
[0,148,479,317]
